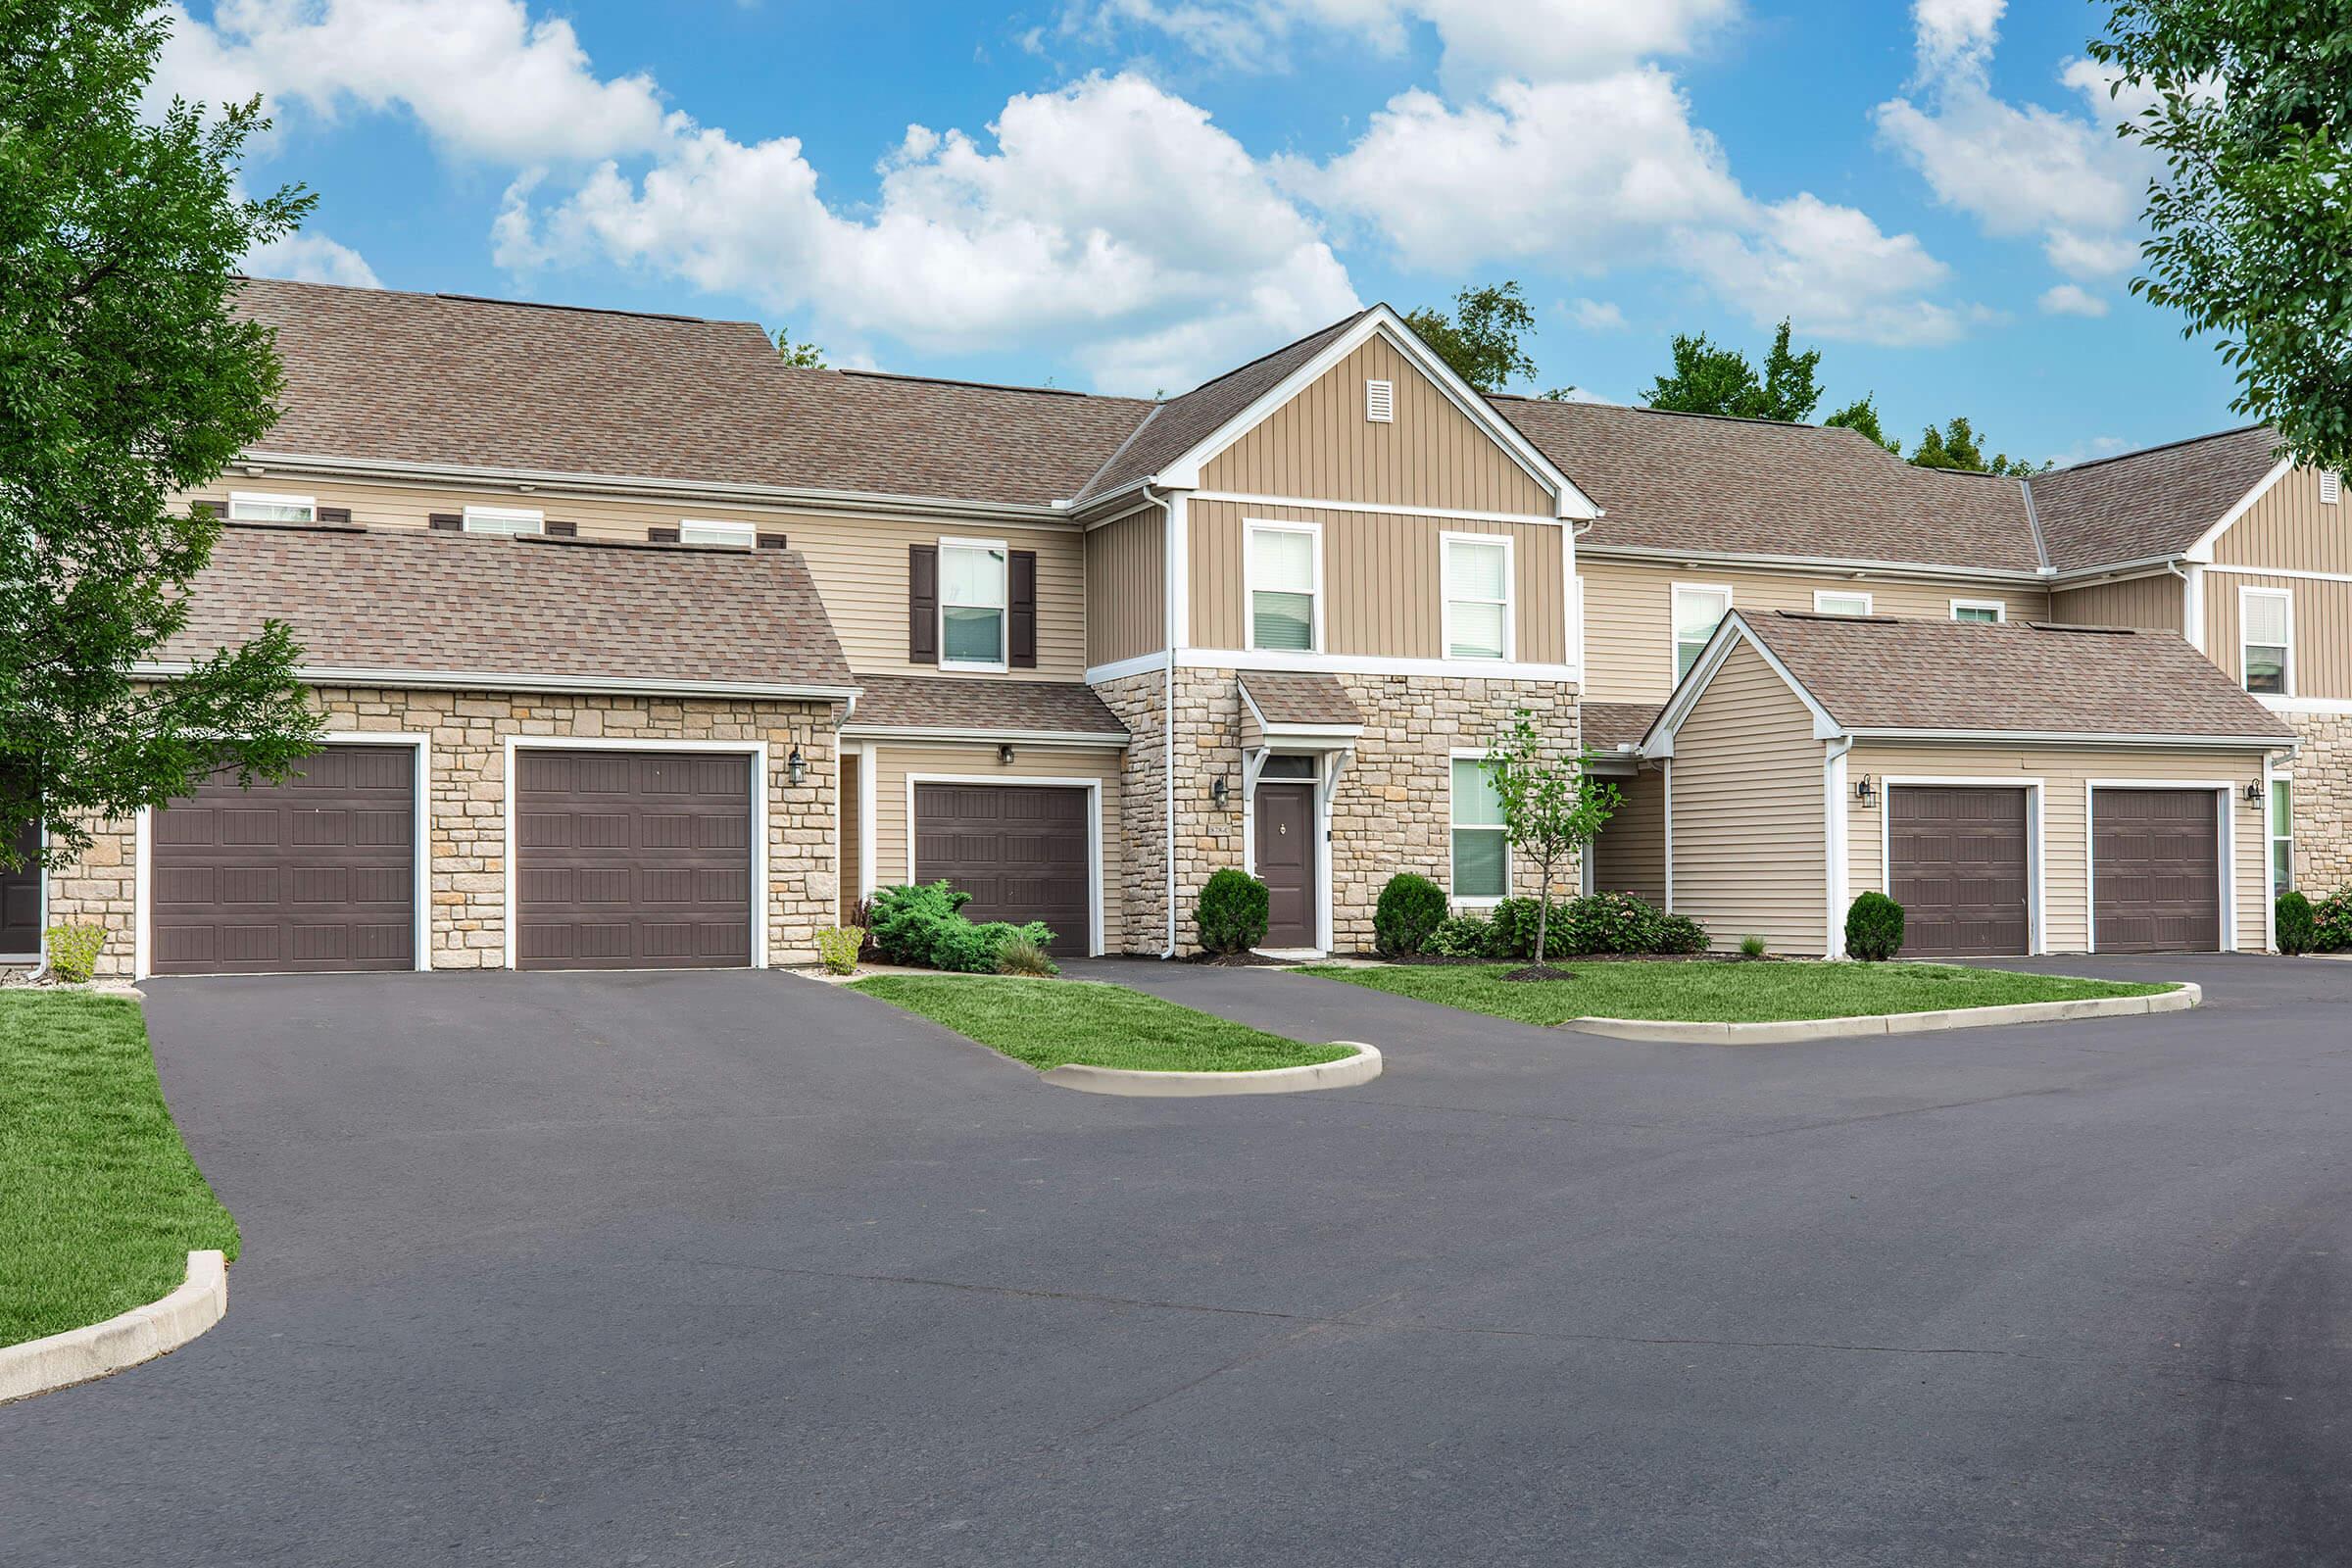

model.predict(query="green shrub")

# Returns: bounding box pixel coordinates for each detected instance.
[1484,892,1702,958]
[1424,913,1495,957]
[866,882,971,965]
[814,926,864,975]
[1657,913,1709,955]
[994,932,1058,977]
[1373,873,1450,956]
[930,918,1054,975]
[43,922,106,984]
[1196,868,1270,955]
[2277,890,2318,955]
[1739,933,1767,958]
[2315,887,2352,952]
[1845,893,1905,961]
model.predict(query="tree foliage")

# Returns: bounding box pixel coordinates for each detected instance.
[2087,1,2352,471]
[774,326,825,368]
[1644,318,1823,422]
[1823,394,1901,454]
[1908,416,2048,476]
[1480,710,1621,967]
[1,0,324,866]
[1403,280,1539,391]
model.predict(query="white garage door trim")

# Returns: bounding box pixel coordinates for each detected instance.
[2084,779,2236,955]
[503,736,770,971]
[905,773,1103,956]
[133,731,432,980]
[1877,775,2048,956]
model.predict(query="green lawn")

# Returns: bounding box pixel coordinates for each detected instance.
[1300,960,2175,1026]
[850,975,1356,1073]
[0,993,240,1348]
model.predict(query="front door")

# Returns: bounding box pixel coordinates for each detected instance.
[1254,783,1317,949]
[2,816,38,958]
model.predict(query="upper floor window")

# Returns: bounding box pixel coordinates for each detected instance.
[463,505,544,537]
[2240,586,2292,695]
[228,491,316,522]
[1672,584,1732,682]
[1444,534,1512,661]
[679,519,756,549]
[1449,757,1509,904]
[1248,521,1321,653]
[1813,590,1872,616]
[1951,600,2005,623]
[939,540,1008,669]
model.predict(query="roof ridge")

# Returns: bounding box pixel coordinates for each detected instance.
[1074,402,1165,501]
[1160,306,1373,405]
[834,367,1141,401]
[236,273,749,327]
[2035,422,2274,476]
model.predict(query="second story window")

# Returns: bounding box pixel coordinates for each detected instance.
[1672,584,1732,683]
[228,491,316,522]
[939,540,1008,669]
[1248,522,1320,653]
[1444,535,1512,661]
[679,519,756,549]
[2240,586,2291,695]
[1951,600,2005,623]
[1813,590,1872,616]
[463,505,544,537]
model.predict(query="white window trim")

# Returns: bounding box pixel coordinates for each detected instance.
[1441,530,1515,662]
[937,536,1011,674]
[1246,518,1325,655]
[1446,748,1510,907]
[678,518,757,549]
[1670,582,1734,688]
[2238,584,2293,696]
[2,818,48,964]
[2270,767,2294,899]
[1950,598,2007,622]
[462,504,545,536]
[227,490,317,522]
[906,774,1104,956]
[1812,589,1874,616]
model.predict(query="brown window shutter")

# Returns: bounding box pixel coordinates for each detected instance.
[756,532,788,551]
[908,545,939,665]
[546,520,577,538]
[1008,550,1038,669]
[428,513,463,531]
[317,506,353,524]
[648,526,680,544]
[190,500,222,518]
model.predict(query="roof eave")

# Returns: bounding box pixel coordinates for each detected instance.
[135,662,861,704]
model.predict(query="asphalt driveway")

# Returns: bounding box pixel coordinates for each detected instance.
[4,956,2348,1566]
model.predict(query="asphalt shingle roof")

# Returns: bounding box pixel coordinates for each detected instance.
[2026,425,2282,574]
[1581,701,1664,752]
[1238,671,1364,729]
[850,675,1126,738]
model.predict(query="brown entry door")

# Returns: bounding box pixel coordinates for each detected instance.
[3,816,41,956]
[516,750,754,970]
[2094,788,2221,953]
[1887,786,2030,956]
[1254,783,1317,950]
[150,745,416,974]
[913,784,1090,955]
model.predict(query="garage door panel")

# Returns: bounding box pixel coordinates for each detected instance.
[2093,789,2219,953]
[1888,787,2030,957]
[913,783,1090,956]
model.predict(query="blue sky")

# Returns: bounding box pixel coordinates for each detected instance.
[168,0,2239,467]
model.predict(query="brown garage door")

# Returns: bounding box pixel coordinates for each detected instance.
[151,745,416,974]
[516,750,754,970]
[2094,788,2220,953]
[1888,786,2030,956]
[913,783,1090,956]
[4,817,41,956]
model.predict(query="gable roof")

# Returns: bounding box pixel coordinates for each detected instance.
[1237,670,1363,730]
[847,674,1126,740]
[2025,425,2284,574]
[155,521,857,697]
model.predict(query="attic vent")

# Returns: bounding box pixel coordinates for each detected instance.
[1365,379,1395,423]
[2324,469,2342,505]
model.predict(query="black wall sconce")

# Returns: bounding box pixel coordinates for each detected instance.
[1853,774,1877,807]
[787,746,808,787]
[998,743,1016,765]
[2242,779,2265,808]
[1210,775,1229,807]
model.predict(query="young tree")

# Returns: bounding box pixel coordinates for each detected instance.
[1909,416,2048,475]
[1755,319,1825,423]
[1481,710,1622,970]
[1402,280,1539,391]
[2087,2,2352,472]
[1645,319,1821,422]
[1824,394,1901,454]
[2,0,324,867]
[774,326,825,368]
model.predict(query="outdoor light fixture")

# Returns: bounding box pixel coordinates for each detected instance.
[998,743,1015,765]
[787,746,807,787]
[1854,775,1877,807]
[2243,780,2265,808]
[1211,775,1229,807]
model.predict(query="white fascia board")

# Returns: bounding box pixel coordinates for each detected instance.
[1844,726,2293,750]
[133,661,860,704]
[2184,456,2296,563]
[1578,542,2045,587]
[838,725,1130,748]
[1642,613,1844,758]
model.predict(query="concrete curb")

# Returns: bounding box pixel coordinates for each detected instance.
[0,1250,228,1405]
[1042,1043,1383,1097]
[1563,983,2199,1045]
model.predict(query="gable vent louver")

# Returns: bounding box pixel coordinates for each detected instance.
[2323,469,2341,506]
[1365,378,1395,423]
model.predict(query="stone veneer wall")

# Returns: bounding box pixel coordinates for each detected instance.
[2287,711,2352,893]
[44,686,842,978]
[1093,665,1579,955]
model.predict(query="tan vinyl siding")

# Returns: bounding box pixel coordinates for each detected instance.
[2204,571,2352,701]
[1201,334,1556,515]
[861,740,1124,952]
[1579,559,2052,704]
[839,751,862,925]
[1188,498,1567,662]
[1849,743,2271,953]
[2213,465,2347,572]
[1665,643,1829,955]
[1591,765,1666,906]
[187,477,1088,680]
[1083,507,1166,666]
[2052,573,2183,632]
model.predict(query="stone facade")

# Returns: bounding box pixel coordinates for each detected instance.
[44,685,842,978]
[1096,664,1580,955]
[2285,711,2352,894]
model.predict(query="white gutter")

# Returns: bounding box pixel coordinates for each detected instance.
[837,725,1130,748]
[1575,542,2045,587]
[134,662,862,704]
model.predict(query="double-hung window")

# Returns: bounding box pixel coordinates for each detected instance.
[1248,522,1320,653]
[939,540,1008,668]
[679,519,755,549]
[1951,600,2005,623]
[1449,758,1509,903]
[462,505,544,537]
[227,491,317,522]
[1672,585,1732,682]
[2240,587,2292,695]
[2272,777,2295,892]
[1444,535,1512,661]
[1813,590,1872,616]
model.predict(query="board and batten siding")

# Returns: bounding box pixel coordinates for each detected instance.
[1187,498,1567,663]
[1665,643,1830,955]
[1200,334,1557,516]
[2052,573,2183,633]
[1590,765,1667,906]
[185,478,1089,681]
[2205,571,2352,700]
[1848,743,2271,954]
[860,741,1124,952]
[2213,465,2349,574]
[1083,507,1166,667]
[1579,560,2051,704]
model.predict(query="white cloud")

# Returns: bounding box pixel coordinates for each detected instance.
[2037,282,2108,318]
[1686,193,1964,346]
[1564,297,1626,331]
[244,229,382,288]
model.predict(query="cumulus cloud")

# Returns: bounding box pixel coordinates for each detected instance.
[244,229,382,288]
[2037,282,2108,318]
[1564,298,1627,331]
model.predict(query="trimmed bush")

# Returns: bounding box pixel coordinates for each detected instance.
[1373,873,1450,956]
[1654,912,1710,956]
[814,926,864,976]
[1480,892,1709,958]
[43,923,106,984]
[1196,868,1271,955]
[2277,890,2318,955]
[1845,892,1905,961]
[994,932,1058,977]
[2315,887,2352,953]
[865,882,1053,973]
[1424,913,1494,957]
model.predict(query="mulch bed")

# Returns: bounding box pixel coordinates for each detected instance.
[1498,963,1579,983]
[1183,950,1297,967]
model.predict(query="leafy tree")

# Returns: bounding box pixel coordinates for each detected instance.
[1480,710,1621,969]
[1,0,324,868]
[1645,319,1822,422]
[1403,280,1539,391]
[2087,2,2352,472]
[1755,320,1825,423]
[1909,416,2048,476]
[774,326,825,368]
[1824,394,1901,454]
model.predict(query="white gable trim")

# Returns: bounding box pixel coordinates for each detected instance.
[1640,612,1843,758]
[2184,456,2295,563]
[1152,308,1601,521]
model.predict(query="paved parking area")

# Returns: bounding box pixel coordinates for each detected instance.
[3,956,2347,1565]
